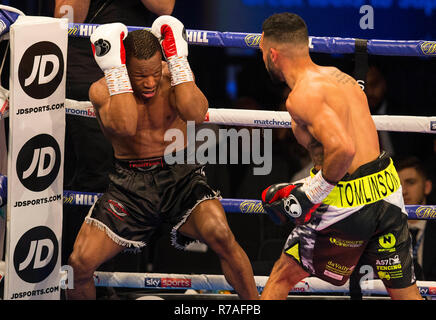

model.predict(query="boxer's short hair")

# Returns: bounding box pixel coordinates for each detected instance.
[262,12,308,45]
[124,29,161,61]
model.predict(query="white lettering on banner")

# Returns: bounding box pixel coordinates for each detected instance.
[79,24,97,37]
[5,16,67,300]
[75,194,99,206]
[19,239,54,271]
[24,55,59,86]
[186,31,208,44]
[22,147,56,179]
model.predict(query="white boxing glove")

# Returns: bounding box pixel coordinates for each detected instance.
[90,23,132,96]
[151,15,193,86]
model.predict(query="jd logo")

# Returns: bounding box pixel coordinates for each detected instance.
[16,134,61,192]
[18,41,64,99]
[13,226,58,283]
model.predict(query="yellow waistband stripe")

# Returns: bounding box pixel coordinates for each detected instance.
[310,159,401,208]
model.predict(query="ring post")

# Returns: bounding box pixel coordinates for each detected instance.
[4,15,67,300]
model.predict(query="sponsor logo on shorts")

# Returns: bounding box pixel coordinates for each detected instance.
[324,261,355,278]
[431,121,436,131]
[376,255,401,266]
[323,269,343,281]
[378,233,396,252]
[429,287,436,295]
[106,200,128,220]
[329,237,364,248]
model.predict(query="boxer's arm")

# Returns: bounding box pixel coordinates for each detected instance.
[287,89,355,184]
[170,78,209,124]
[89,79,138,137]
[54,0,90,23]
[140,0,175,15]
[152,16,208,123]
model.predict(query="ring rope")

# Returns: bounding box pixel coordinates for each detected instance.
[1,85,434,135]
[62,100,436,133]
[66,23,436,57]
[63,190,436,220]
[92,271,436,297]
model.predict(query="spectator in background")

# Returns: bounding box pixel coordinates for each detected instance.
[365,64,395,156]
[396,156,436,281]
[53,0,175,278]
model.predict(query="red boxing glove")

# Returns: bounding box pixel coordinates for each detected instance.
[151,15,192,86]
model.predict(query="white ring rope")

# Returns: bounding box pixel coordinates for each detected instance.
[92,271,436,296]
[0,95,434,134]
[59,99,436,133]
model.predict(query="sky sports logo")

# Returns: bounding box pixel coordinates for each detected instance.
[419,286,436,296]
[145,277,192,288]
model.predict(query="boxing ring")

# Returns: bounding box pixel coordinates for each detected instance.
[1,18,436,300]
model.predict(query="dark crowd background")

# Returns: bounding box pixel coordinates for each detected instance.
[1,0,435,299]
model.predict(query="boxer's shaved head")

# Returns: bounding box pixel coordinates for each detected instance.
[124,29,161,62]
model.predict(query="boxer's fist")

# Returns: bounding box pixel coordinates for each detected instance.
[90,23,132,96]
[151,15,188,61]
[262,183,319,226]
[0,174,7,208]
[151,16,193,86]
[90,23,128,71]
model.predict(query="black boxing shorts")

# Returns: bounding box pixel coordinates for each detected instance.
[283,152,416,289]
[85,154,221,251]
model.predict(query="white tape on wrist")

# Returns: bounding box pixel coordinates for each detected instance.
[167,56,194,86]
[104,65,133,96]
[304,170,335,204]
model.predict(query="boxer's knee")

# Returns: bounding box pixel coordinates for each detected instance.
[204,223,237,257]
[272,253,307,285]
[68,251,96,284]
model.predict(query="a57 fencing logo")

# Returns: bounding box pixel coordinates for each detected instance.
[18,41,64,99]
[13,226,59,283]
[16,134,61,192]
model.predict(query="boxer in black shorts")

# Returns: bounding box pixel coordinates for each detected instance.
[88,155,218,251]
[259,13,421,299]
[66,17,258,300]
